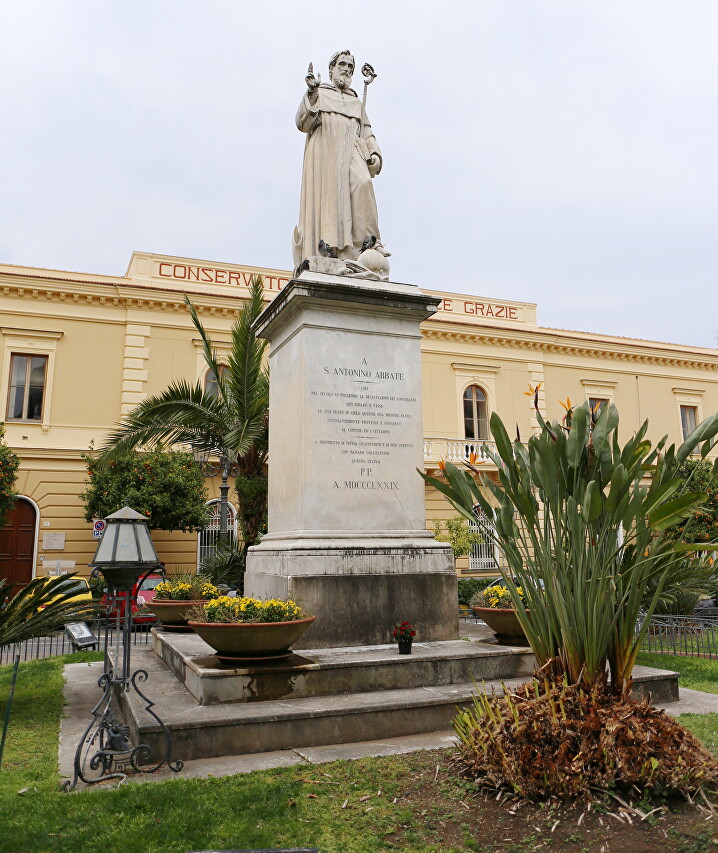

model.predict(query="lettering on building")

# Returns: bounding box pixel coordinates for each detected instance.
[155,262,289,292]
[435,298,520,321]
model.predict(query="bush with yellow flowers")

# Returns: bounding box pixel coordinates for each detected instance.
[193,596,307,624]
[154,575,219,601]
[470,584,527,610]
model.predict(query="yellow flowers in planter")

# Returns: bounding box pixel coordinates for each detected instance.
[197,596,307,624]
[471,584,526,610]
[154,576,219,601]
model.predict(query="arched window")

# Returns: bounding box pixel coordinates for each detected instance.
[463,385,488,440]
[204,366,226,398]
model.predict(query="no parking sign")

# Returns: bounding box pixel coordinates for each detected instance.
[92,519,106,539]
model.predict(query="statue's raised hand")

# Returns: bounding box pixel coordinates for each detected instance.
[306,63,321,93]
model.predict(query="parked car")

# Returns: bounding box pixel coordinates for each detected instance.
[36,575,94,617]
[101,571,165,626]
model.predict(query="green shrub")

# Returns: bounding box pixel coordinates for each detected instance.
[457,577,497,606]
[666,459,718,544]
[0,423,20,525]
[199,535,246,590]
[80,448,209,531]
[433,517,484,558]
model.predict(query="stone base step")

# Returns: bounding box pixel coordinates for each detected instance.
[119,647,679,762]
[151,629,536,705]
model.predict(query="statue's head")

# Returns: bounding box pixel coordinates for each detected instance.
[329,50,355,90]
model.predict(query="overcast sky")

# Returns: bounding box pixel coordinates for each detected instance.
[1,2,716,348]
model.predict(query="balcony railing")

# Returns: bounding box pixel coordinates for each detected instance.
[423,437,497,467]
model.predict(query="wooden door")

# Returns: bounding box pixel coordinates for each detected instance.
[0,499,36,588]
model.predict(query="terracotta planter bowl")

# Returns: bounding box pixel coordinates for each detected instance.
[188,616,316,662]
[472,606,530,646]
[147,599,206,631]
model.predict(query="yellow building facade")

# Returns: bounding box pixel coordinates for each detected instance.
[2,251,717,582]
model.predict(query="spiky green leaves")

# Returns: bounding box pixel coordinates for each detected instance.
[0,575,98,647]
[420,400,718,695]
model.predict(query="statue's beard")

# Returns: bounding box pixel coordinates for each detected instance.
[334,73,351,89]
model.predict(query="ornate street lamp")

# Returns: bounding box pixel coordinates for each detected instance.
[64,506,183,790]
[193,447,239,538]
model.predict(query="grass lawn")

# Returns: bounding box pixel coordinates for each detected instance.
[2,654,718,852]
[637,650,718,759]
[637,651,718,695]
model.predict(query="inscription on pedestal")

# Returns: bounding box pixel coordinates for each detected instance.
[311,357,419,497]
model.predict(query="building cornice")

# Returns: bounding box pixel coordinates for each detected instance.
[0,272,252,317]
[422,325,718,372]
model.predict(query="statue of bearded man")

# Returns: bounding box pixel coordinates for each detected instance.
[292,50,384,269]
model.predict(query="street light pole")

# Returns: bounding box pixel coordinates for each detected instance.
[64,506,183,789]
[218,454,231,538]
[193,447,239,546]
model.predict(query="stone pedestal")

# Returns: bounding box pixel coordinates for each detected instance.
[245,273,458,647]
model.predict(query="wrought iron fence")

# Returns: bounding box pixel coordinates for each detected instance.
[456,612,718,656]
[638,614,718,659]
[0,618,154,666]
[198,500,238,568]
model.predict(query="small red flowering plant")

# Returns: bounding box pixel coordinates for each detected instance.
[392,620,416,642]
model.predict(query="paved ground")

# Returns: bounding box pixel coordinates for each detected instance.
[59,637,718,789]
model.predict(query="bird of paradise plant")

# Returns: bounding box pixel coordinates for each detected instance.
[421,400,718,696]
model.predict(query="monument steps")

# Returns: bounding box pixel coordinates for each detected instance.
[151,630,536,705]
[120,642,679,763]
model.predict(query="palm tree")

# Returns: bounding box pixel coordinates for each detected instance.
[0,574,97,647]
[101,276,269,556]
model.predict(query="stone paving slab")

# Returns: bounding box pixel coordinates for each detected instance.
[123,646,530,730]
[658,687,718,716]
[59,661,109,782]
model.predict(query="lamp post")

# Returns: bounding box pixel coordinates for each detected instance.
[64,506,183,790]
[193,447,239,539]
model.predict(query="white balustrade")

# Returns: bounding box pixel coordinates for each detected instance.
[422,437,497,466]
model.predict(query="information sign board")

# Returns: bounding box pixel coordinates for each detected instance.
[64,622,98,650]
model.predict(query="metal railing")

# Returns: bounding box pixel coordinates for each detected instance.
[455,612,718,657]
[638,614,718,659]
[198,499,238,568]
[0,618,154,666]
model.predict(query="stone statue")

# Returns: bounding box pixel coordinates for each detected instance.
[292,50,390,280]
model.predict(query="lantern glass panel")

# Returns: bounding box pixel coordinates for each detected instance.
[93,528,118,563]
[136,524,159,562]
[113,521,140,561]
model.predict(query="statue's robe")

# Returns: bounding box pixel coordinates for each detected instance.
[293,83,382,267]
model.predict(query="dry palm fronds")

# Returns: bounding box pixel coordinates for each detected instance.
[454,678,718,802]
